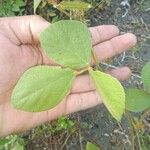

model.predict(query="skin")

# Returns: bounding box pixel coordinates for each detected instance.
[0,15,137,137]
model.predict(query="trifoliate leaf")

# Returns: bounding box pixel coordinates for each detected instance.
[40,20,92,69]
[86,142,100,150]
[141,61,150,94]
[11,66,75,112]
[89,69,125,121]
[59,1,92,11]
[126,89,150,112]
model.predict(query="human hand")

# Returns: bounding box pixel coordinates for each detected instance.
[0,15,136,137]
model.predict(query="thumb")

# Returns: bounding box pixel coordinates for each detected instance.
[0,15,50,44]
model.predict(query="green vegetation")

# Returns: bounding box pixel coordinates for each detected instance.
[31,117,76,138]
[0,117,76,149]
[34,0,112,22]
[0,135,26,150]
[0,0,25,17]
[86,142,100,150]
[126,61,150,112]
[138,0,150,12]
[140,131,150,150]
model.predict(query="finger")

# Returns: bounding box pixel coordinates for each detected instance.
[0,15,49,44]
[71,74,95,94]
[106,67,131,81]
[15,91,101,135]
[36,91,101,126]
[92,33,137,62]
[0,91,100,136]
[71,67,131,94]
[89,25,120,45]
[64,91,101,115]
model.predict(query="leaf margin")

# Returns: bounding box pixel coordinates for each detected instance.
[89,68,125,121]
[11,66,76,112]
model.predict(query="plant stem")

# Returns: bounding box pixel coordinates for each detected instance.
[92,50,102,70]
[60,132,72,150]
[47,0,71,18]
[92,50,98,65]
[75,67,90,76]
[54,5,71,18]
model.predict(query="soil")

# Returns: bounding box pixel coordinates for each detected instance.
[25,0,150,149]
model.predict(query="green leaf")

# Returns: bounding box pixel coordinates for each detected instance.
[0,138,9,146]
[15,0,26,7]
[86,142,100,150]
[34,0,42,14]
[142,61,150,94]
[59,1,92,11]
[89,69,125,121]
[40,20,92,69]
[11,66,75,112]
[125,89,150,112]
[12,4,20,12]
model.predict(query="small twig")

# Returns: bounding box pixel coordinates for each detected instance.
[121,51,126,62]
[75,67,89,76]
[122,9,129,18]
[115,123,132,145]
[120,0,130,18]
[77,113,84,150]
[140,17,149,34]
[136,132,142,150]
[131,73,141,79]
[60,132,72,150]
[141,109,150,128]
[125,112,136,150]
[125,55,137,60]
[145,8,150,12]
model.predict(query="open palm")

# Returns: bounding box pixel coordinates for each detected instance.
[0,16,136,137]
